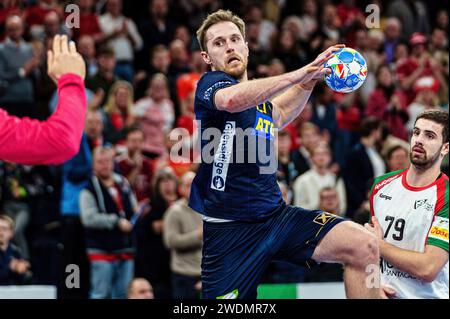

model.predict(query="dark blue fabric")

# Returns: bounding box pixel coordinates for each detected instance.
[0,244,25,285]
[201,205,344,299]
[189,71,283,222]
[60,134,93,216]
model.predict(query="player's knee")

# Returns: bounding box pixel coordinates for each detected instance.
[347,231,379,269]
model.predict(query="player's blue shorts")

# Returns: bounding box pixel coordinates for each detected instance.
[201,204,344,299]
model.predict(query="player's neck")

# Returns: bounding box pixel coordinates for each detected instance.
[406,163,442,187]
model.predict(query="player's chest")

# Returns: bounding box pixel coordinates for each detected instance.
[227,102,275,141]
[374,184,437,247]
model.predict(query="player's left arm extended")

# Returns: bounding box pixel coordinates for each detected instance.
[378,242,448,283]
[366,216,449,283]
[271,80,316,129]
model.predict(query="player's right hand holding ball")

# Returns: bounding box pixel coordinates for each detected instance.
[47,34,86,84]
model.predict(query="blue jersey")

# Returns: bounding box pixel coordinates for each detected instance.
[188,71,284,222]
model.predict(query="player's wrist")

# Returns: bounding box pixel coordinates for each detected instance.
[298,81,316,91]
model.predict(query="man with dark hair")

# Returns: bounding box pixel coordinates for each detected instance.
[342,117,386,217]
[85,46,118,107]
[366,109,449,299]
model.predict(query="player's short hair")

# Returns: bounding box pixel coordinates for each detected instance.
[360,117,382,137]
[196,10,245,52]
[0,215,14,230]
[414,109,449,143]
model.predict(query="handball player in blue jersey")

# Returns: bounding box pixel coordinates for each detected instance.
[189,10,381,299]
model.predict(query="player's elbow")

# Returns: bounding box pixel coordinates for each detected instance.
[215,93,241,113]
[58,140,80,163]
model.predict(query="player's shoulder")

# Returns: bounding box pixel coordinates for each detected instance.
[197,71,237,91]
[371,169,405,192]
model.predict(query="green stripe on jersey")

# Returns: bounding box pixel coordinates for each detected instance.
[437,179,449,218]
[427,237,449,252]
[370,169,405,194]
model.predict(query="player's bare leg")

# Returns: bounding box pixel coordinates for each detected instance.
[312,221,380,299]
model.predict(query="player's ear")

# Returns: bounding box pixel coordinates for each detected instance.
[441,142,449,157]
[201,51,212,65]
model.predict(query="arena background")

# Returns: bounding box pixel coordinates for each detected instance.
[0,0,448,299]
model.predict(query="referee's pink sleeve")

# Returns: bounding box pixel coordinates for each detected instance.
[0,73,87,165]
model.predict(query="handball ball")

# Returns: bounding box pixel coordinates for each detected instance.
[324,48,367,93]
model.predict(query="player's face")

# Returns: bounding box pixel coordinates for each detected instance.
[410,119,449,169]
[202,21,249,80]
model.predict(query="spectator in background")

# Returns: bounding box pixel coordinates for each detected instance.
[292,142,346,214]
[86,46,119,107]
[0,162,32,259]
[127,277,154,299]
[273,28,305,72]
[366,65,409,141]
[133,73,174,158]
[103,80,135,146]
[245,3,276,52]
[115,127,154,204]
[78,35,98,77]
[34,11,70,43]
[320,4,340,42]
[406,76,440,134]
[0,15,40,118]
[387,0,430,38]
[246,22,273,79]
[134,44,171,100]
[73,0,103,42]
[311,82,339,153]
[138,0,176,56]
[0,215,30,285]
[277,130,298,187]
[383,18,403,65]
[99,0,143,82]
[386,145,410,172]
[168,39,191,80]
[291,122,321,176]
[80,147,137,299]
[319,186,343,217]
[342,117,385,218]
[397,32,445,104]
[135,167,178,299]
[173,25,194,51]
[429,28,449,105]
[0,1,22,39]
[59,110,104,299]
[163,171,202,299]
[25,0,63,39]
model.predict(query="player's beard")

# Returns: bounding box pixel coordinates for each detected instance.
[410,145,442,169]
[223,58,248,79]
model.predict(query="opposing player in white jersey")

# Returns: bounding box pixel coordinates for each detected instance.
[365,109,449,299]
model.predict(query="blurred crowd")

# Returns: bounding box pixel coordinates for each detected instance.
[0,0,448,299]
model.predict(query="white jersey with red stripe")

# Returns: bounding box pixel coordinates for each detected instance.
[370,168,449,299]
